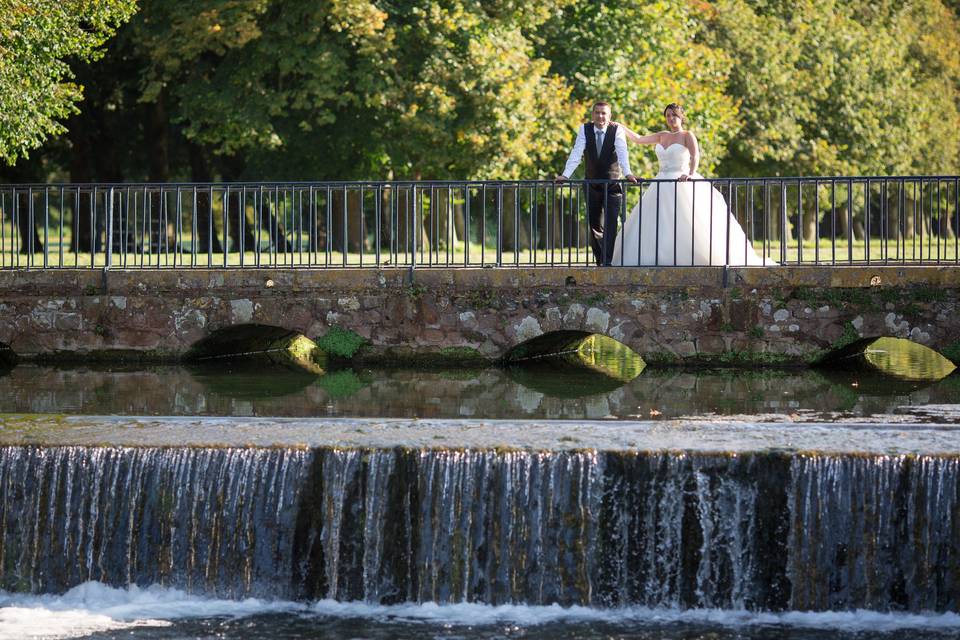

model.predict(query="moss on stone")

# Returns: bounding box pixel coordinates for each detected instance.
[463,288,498,308]
[940,341,960,366]
[832,321,860,351]
[697,350,803,367]
[909,285,947,303]
[405,283,426,299]
[642,351,679,366]
[792,286,875,308]
[316,327,368,359]
[438,346,488,362]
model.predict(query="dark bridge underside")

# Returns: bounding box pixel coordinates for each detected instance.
[501,330,593,361]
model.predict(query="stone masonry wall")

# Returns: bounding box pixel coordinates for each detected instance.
[0,267,958,365]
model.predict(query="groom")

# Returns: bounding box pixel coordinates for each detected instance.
[556,101,637,265]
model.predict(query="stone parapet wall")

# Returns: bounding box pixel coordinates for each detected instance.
[0,266,958,365]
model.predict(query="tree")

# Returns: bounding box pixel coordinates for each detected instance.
[379,1,578,180]
[707,0,960,177]
[0,0,136,165]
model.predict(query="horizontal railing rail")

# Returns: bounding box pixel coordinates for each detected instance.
[0,177,957,269]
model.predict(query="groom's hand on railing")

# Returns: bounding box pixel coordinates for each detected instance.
[554,174,567,182]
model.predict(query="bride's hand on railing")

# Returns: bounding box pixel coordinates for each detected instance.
[678,174,690,182]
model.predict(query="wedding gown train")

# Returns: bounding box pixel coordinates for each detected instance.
[611,143,772,266]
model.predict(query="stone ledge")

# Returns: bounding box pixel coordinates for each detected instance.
[2,414,960,454]
[1,265,958,295]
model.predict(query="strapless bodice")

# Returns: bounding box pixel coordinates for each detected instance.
[656,143,690,175]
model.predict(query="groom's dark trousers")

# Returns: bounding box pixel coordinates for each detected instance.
[586,185,623,266]
[583,123,623,266]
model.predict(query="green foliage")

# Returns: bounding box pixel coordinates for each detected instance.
[0,0,136,164]
[316,326,367,359]
[383,1,579,179]
[708,0,960,176]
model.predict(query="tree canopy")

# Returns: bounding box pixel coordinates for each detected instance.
[1,0,958,180]
[0,0,136,165]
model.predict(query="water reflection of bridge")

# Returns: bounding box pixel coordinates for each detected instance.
[1,363,957,421]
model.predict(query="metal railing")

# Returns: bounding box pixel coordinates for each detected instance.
[1,177,957,269]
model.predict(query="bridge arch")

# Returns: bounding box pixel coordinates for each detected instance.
[816,336,956,383]
[184,323,325,373]
[502,330,645,392]
[502,330,596,362]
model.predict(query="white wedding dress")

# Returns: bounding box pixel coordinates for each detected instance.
[611,143,771,265]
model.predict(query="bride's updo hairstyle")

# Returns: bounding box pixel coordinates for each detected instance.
[663,103,687,125]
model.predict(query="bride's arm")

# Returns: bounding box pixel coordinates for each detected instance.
[611,122,661,145]
[679,131,700,181]
[686,132,700,175]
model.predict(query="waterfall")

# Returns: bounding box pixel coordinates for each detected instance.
[788,455,960,612]
[0,446,309,598]
[0,445,957,612]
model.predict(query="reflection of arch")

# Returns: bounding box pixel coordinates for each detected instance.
[503,331,645,398]
[816,336,956,392]
[185,323,324,373]
[187,361,317,400]
[0,342,16,373]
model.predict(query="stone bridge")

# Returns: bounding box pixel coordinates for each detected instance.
[1,267,958,366]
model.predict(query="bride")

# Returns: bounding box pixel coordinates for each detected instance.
[611,104,771,266]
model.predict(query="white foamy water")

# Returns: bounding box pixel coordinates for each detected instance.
[0,582,299,639]
[1,582,960,639]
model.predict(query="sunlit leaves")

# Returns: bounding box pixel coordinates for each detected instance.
[0,0,136,164]
[708,0,960,177]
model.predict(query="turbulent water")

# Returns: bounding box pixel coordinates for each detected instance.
[1,445,956,615]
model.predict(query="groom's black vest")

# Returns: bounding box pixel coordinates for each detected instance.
[584,123,621,190]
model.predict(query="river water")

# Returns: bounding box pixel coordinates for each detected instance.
[0,357,958,640]
[0,361,957,421]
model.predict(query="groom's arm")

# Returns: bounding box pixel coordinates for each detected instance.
[558,126,585,179]
[614,127,634,180]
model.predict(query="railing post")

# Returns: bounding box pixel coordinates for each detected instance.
[496,184,503,267]
[105,187,114,270]
[409,183,417,282]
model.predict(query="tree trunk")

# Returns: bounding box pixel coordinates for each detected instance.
[188,141,223,256]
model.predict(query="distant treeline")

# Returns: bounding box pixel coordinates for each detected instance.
[2,0,958,183]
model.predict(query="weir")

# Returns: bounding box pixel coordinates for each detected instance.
[1,417,957,614]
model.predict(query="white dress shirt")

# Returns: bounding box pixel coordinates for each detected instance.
[561,124,632,179]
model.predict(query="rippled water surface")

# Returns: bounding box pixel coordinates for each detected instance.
[1,361,958,420]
